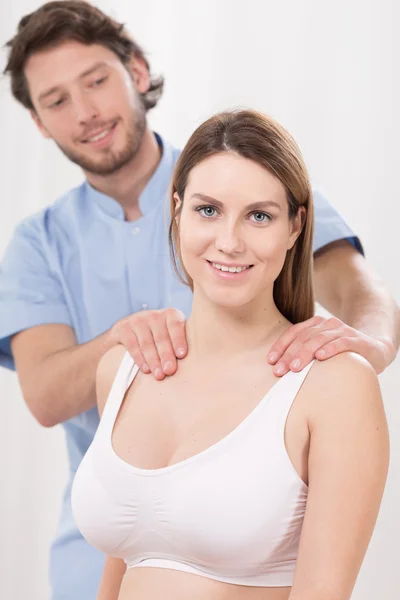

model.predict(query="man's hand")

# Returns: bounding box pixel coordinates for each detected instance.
[267,315,395,376]
[109,308,187,380]
[110,309,396,382]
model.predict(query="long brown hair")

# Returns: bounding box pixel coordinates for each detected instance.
[169,109,314,324]
[3,0,163,112]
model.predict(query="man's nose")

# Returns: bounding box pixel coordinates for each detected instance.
[72,91,99,124]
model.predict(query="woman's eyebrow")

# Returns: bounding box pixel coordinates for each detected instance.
[190,193,221,205]
[190,193,281,211]
[246,200,282,211]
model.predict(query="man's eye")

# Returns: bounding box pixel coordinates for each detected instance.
[49,98,65,109]
[92,77,107,87]
[197,206,217,218]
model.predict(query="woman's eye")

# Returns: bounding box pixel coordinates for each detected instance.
[250,211,271,223]
[198,206,217,218]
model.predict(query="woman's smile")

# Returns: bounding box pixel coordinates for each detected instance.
[206,259,254,280]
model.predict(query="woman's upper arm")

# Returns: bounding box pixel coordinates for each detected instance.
[96,344,126,417]
[290,353,389,600]
[97,555,127,600]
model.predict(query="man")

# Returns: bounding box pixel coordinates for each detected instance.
[1,2,398,599]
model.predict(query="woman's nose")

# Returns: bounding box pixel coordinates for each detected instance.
[214,224,245,255]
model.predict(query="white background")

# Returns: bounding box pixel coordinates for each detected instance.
[0,1,399,598]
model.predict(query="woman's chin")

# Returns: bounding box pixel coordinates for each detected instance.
[201,289,253,310]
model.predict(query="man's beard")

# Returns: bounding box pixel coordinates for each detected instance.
[56,104,146,176]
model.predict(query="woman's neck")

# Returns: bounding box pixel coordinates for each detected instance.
[186,289,289,361]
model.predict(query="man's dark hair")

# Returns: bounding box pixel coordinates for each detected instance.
[3,0,164,111]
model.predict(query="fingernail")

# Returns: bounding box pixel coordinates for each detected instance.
[275,362,286,375]
[163,361,173,372]
[154,368,163,379]
[290,359,301,370]
[141,363,150,373]
[268,352,278,364]
[176,347,186,358]
[317,349,326,358]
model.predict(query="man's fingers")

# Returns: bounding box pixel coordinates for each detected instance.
[166,309,188,359]
[125,320,165,380]
[268,316,325,364]
[315,336,357,360]
[135,311,185,377]
[118,328,150,374]
[150,323,179,376]
[116,309,187,379]
[288,329,340,369]
[268,314,385,377]
[273,324,350,376]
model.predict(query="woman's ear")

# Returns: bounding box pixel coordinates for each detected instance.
[173,192,182,227]
[173,192,182,212]
[288,206,306,249]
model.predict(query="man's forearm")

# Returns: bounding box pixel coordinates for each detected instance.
[24,330,115,427]
[314,241,400,359]
[336,278,400,353]
[13,308,185,427]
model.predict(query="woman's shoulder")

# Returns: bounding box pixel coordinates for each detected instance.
[311,351,377,384]
[96,344,129,416]
[303,352,383,424]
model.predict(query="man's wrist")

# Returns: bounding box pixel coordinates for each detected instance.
[100,323,120,355]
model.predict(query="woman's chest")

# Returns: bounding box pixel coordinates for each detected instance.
[111,365,280,471]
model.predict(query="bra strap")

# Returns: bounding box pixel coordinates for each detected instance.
[272,360,316,432]
[98,351,140,434]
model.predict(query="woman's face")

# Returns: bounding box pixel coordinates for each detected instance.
[176,152,303,309]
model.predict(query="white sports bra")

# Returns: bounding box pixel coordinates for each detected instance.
[72,352,314,587]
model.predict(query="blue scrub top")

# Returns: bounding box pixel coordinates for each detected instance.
[0,134,361,600]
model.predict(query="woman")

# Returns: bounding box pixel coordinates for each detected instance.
[71,109,389,600]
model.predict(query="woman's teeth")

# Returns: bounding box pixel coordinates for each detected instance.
[212,262,249,273]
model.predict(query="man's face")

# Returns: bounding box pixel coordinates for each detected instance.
[25,40,148,175]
